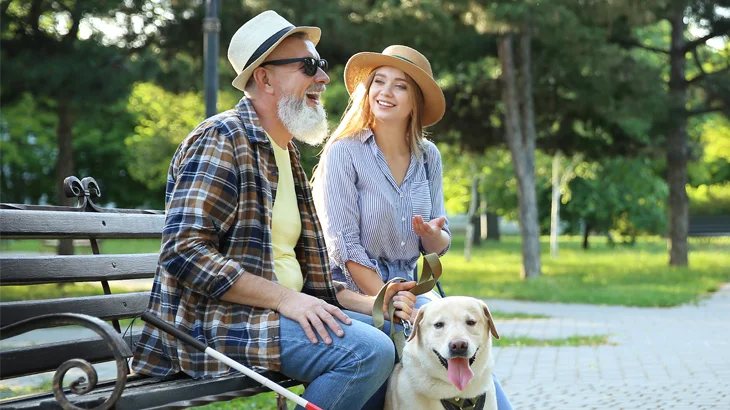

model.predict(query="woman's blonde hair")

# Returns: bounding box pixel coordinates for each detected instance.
[322,67,428,157]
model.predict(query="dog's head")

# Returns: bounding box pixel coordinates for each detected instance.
[407,296,499,391]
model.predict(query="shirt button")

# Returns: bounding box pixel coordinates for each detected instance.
[401,217,406,222]
[400,241,405,246]
[399,193,404,198]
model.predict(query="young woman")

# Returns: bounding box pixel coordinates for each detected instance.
[313,45,514,410]
[313,45,449,309]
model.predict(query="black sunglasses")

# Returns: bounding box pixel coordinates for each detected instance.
[260,57,328,77]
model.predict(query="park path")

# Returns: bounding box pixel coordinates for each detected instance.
[488,283,730,409]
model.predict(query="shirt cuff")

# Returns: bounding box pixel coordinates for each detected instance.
[208,260,246,300]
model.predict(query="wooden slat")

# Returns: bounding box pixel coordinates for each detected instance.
[0,293,150,328]
[0,254,159,285]
[0,210,165,239]
[1,334,142,379]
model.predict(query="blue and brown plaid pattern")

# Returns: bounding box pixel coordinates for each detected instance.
[132,97,339,378]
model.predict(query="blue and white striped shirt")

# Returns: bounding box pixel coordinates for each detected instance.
[312,129,451,290]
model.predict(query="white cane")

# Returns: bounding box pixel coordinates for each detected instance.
[141,312,323,410]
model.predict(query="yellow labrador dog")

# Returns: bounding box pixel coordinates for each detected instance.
[385,296,500,410]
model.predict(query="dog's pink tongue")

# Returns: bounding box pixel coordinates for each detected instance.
[447,358,473,391]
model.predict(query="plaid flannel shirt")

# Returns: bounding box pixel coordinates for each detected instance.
[132,97,340,378]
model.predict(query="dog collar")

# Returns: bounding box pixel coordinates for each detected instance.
[440,392,487,410]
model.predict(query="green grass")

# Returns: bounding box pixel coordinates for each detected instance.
[3,236,728,308]
[191,386,305,409]
[435,235,730,307]
[490,311,550,320]
[493,334,613,347]
[0,239,161,254]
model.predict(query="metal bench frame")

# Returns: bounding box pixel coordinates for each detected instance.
[1,176,297,410]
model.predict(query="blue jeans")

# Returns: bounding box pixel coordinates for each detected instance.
[279,310,395,410]
[279,309,513,410]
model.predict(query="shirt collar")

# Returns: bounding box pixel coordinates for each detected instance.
[236,96,269,145]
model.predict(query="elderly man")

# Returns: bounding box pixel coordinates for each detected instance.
[132,10,417,410]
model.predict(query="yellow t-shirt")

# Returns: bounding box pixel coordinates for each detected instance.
[268,135,304,292]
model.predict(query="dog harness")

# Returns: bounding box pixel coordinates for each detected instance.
[440,393,487,410]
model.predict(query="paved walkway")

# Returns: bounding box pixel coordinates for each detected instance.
[488,283,730,409]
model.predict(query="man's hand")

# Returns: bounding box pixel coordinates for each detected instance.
[276,292,352,345]
[382,281,418,324]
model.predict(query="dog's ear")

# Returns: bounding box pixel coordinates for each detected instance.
[480,300,500,340]
[408,304,427,343]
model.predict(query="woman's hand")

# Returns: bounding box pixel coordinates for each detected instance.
[412,215,446,239]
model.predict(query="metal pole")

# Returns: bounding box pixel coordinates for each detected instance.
[203,0,220,118]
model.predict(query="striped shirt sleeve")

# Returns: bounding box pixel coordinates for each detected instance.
[317,141,378,272]
[423,141,452,257]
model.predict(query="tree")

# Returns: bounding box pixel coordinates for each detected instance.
[1,0,169,253]
[498,32,542,279]
[605,0,730,265]
[549,151,583,258]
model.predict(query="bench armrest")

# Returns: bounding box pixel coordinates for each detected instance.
[1,313,132,410]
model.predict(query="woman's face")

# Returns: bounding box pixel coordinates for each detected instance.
[368,66,413,126]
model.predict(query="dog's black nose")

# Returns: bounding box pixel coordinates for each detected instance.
[449,340,468,356]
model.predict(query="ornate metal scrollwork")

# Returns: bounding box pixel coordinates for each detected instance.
[63,176,107,212]
[0,313,132,410]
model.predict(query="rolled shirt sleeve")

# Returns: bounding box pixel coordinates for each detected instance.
[160,125,246,299]
[314,142,378,272]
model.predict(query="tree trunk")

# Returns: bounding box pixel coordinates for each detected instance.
[550,151,561,258]
[56,99,75,255]
[464,166,480,262]
[667,10,689,267]
[583,222,591,250]
[498,32,542,279]
[486,212,500,241]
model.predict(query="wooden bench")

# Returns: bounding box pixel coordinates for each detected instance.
[0,176,298,410]
[688,215,730,237]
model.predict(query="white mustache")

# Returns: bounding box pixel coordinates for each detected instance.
[307,85,326,93]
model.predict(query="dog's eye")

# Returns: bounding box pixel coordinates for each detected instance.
[434,322,444,329]
[466,319,477,326]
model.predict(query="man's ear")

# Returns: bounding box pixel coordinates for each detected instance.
[408,305,427,343]
[251,67,275,95]
[480,300,500,340]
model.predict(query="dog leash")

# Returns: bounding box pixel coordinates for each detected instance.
[371,253,442,357]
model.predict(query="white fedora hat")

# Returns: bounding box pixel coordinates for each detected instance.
[228,10,321,91]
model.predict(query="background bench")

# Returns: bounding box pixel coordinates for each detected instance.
[0,176,298,410]
[688,215,730,237]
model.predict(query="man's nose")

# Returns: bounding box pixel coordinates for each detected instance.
[314,68,329,85]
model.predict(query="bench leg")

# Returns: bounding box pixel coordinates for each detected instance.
[276,393,288,410]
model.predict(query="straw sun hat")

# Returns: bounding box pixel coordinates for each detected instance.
[228,10,321,91]
[344,45,446,126]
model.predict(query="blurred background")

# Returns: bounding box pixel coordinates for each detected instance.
[1,1,730,407]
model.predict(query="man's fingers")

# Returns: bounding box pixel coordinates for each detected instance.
[307,312,332,345]
[298,318,318,344]
[319,308,345,338]
[325,304,351,328]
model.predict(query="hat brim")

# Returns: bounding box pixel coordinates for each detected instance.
[344,53,445,127]
[232,26,321,92]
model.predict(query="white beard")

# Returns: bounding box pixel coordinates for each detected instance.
[277,91,328,146]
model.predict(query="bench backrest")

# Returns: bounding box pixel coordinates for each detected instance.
[0,191,164,380]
